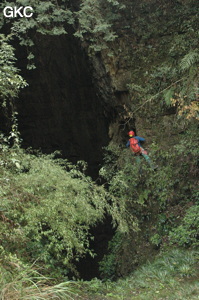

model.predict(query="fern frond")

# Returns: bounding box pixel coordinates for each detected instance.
[163,88,174,106]
[180,50,199,71]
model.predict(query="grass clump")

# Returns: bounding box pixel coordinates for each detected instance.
[0,265,78,300]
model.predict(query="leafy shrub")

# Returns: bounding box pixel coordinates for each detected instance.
[0,142,134,277]
[150,233,162,247]
[0,34,27,107]
[169,205,199,248]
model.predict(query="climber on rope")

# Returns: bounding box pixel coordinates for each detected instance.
[126,130,157,170]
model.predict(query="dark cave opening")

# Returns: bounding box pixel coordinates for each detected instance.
[15,33,112,179]
[13,33,116,279]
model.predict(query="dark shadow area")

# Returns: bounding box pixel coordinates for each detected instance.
[75,217,115,280]
[14,33,111,178]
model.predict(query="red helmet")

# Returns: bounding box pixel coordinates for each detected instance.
[128,130,135,136]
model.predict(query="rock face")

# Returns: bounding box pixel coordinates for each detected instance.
[16,34,113,177]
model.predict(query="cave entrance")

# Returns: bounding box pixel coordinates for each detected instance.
[14,33,115,279]
[16,33,110,179]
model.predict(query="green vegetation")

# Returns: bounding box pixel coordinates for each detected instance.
[0,139,133,278]
[0,0,199,299]
[74,0,125,53]
[80,249,199,299]
[118,0,199,123]
[169,205,199,248]
[0,258,78,300]
[0,34,27,107]
[3,133,197,296]
[98,123,198,279]
[0,0,124,64]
